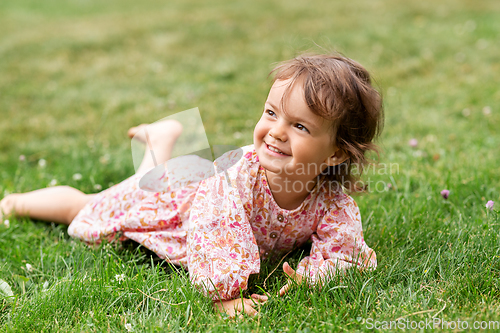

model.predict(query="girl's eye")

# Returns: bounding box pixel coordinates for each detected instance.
[296,123,309,133]
[265,109,276,117]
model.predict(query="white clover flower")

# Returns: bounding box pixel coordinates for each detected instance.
[125,323,133,332]
[413,150,423,158]
[94,184,102,191]
[3,220,9,228]
[115,274,126,283]
[38,159,47,168]
[72,173,83,181]
[49,179,58,186]
[26,263,33,272]
[99,154,110,165]
[19,155,26,161]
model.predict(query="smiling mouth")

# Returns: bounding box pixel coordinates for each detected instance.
[266,144,290,156]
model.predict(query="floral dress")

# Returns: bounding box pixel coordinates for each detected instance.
[69,145,376,301]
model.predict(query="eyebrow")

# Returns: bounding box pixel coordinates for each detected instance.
[265,101,279,111]
[265,101,318,130]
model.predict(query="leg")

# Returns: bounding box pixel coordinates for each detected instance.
[0,120,182,225]
[0,186,95,225]
[128,119,183,174]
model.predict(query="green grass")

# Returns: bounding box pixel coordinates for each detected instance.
[1,0,500,331]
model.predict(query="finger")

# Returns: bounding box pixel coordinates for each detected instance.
[237,299,258,317]
[251,294,268,303]
[232,298,257,317]
[213,302,235,318]
[244,299,258,316]
[283,262,296,277]
[283,262,304,283]
[279,282,290,297]
[228,308,238,319]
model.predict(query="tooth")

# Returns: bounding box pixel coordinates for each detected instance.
[270,146,283,154]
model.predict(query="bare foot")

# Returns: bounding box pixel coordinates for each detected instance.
[0,194,20,220]
[127,119,183,145]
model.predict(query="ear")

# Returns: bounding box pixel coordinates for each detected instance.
[324,148,348,167]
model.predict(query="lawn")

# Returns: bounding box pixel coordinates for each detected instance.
[1,0,500,331]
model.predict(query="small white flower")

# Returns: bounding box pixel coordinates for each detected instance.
[413,150,424,158]
[115,274,126,283]
[3,220,9,228]
[38,159,47,168]
[483,106,492,116]
[49,179,58,186]
[26,263,33,272]
[233,131,242,139]
[94,184,102,191]
[99,154,110,165]
[19,155,26,161]
[89,311,94,318]
[72,173,83,181]
[43,281,49,290]
[125,323,133,332]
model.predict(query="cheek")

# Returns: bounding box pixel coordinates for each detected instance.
[253,120,267,141]
[292,138,323,160]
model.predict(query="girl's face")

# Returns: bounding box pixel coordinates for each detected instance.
[253,78,345,182]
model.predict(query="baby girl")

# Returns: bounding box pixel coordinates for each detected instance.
[1,53,383,317]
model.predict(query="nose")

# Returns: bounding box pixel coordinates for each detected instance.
[269,120,288,142]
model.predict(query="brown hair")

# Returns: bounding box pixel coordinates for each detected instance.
[270,53,384,193]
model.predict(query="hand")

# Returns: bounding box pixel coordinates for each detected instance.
[213,294,268,318]
[278,262,305,296]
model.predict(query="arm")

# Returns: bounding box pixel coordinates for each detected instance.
[281,194,376,293]
[186,150,261,305]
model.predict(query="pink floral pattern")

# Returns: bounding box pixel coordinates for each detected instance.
[69,145,376,301]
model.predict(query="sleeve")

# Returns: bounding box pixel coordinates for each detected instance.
[186,150,260,301]
[296,194,376,286]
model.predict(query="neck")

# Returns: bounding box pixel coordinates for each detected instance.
[264,170,318,210]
